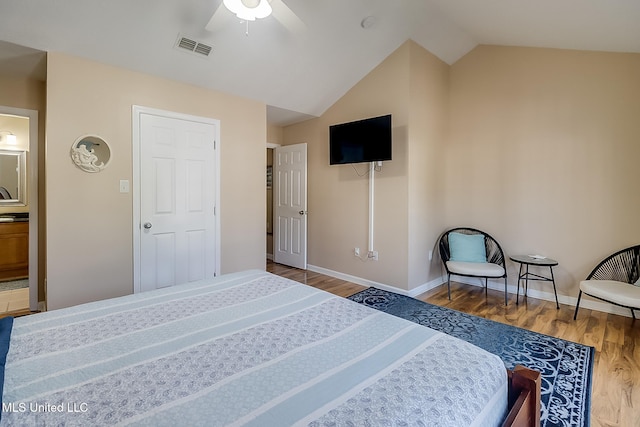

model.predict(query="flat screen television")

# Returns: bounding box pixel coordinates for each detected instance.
[329,114,392,165]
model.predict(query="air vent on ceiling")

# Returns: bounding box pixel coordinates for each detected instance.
[175,35,213,57]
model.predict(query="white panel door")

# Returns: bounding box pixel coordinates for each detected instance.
[274,143,307,269]
[139,112,216,292]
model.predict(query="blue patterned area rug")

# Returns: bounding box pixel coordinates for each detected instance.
[348,287,594,427]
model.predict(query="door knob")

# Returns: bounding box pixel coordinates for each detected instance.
[298,210,307,215]
[143,222,152,229]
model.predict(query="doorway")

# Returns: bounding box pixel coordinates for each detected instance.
[0,106,39,313]
[266,146,275,260]
[132,106,220,293]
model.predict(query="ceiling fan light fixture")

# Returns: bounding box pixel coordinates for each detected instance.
[223,0,272,21]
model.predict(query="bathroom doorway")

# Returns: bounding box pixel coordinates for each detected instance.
[0,107,39,314]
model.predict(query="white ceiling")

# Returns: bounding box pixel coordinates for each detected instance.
[0,0,639,126]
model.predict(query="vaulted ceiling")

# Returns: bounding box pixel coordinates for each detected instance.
[0,0,639,125]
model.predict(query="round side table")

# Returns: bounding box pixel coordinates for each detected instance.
[509,255,560,309]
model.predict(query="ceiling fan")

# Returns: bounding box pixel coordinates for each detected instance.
[205,0,305,35]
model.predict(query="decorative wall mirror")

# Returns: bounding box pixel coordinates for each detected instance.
[0,149,26,206]
[71,135,111,173]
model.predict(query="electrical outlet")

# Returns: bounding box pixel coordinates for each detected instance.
[368,250,379,261]
[354,247,360,256]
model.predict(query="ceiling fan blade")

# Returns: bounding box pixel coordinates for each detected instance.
[271,0,306,34]
[205,1,233,32]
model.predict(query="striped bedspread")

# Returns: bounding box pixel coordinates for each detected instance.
[2,270,507,426]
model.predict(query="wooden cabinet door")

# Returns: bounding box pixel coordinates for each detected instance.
[0,221,29,281]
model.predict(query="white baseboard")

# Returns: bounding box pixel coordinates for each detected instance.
[306,265,636,318]
[404,277,451,298]
[306,265,411,296]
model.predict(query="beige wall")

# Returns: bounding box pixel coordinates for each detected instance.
[284,41,448,291]
[407,42,449,288]
[446,45,640,298]
[46,53,266,309]
[0,115,29,151]
[282,41,640,304]
[0,75,46,114]
[267,123,284,145]
[9,42,637,309]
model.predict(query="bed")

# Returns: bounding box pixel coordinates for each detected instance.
[0,270,539,426]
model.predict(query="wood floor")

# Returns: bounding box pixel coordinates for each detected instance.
[0,288,29,315]
[267,260,640,427]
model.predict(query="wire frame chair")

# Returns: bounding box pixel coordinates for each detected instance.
[573,245,640,319]
[438,227,508,305]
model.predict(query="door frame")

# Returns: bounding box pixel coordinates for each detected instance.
[132,105,221,293]
[266,143,280,261]
[0,105,38,311]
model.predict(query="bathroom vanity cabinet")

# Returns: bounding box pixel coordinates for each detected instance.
[0,220,28,281]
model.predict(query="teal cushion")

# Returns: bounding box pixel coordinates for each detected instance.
[448,232,487,263]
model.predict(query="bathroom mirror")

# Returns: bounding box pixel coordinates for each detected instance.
[0,149,26,206]
[71,135,111,173]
